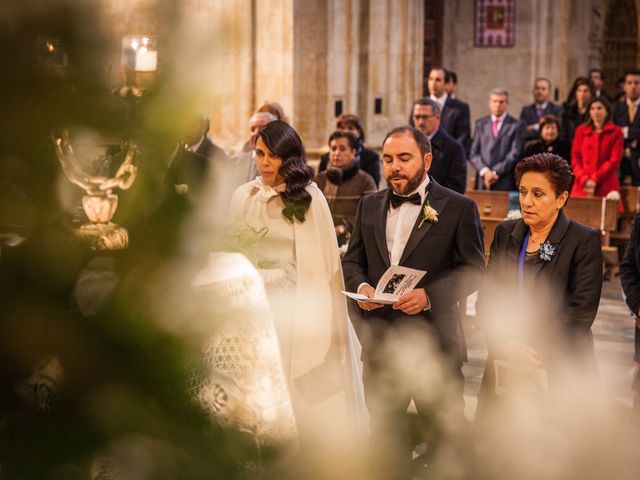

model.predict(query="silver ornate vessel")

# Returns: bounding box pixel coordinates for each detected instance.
[52,131,139,250]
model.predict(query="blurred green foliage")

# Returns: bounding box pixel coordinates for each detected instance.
[0,1,269,478]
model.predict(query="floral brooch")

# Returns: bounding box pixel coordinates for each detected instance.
[418,200,439,228]
[538,241,558,262]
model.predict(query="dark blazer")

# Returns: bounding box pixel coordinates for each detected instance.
[164,136,228,193]
[429,127,467,194]
[342,178,485,362]
[560,105,588,146]
[520,102,564,140]
[477,211,603,413]
[618,212,640,362]
[440,96,472,154]
[522,137,571,163]
[483,211,602,337]
[469,114,526,191]
[612,99,640,185]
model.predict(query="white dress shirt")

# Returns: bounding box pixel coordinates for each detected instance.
[357,174,430,296]
[188,135,206,153]
[429,92,448,111]
[386,174,430,266]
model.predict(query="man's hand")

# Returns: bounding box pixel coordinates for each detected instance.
[392,288,430,315]
[357,284,384,311]
[483,170,499,189]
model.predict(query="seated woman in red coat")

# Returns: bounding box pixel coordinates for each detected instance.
[570,97,623,211]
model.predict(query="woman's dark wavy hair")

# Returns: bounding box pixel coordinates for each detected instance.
[515,153,575,200]
[257,120,313,223]
[563,76,595,108]
[584,96,612,129]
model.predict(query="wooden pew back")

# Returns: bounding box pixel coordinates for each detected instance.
[465,190,510,219]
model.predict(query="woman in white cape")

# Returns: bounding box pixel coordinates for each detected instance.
[228,121,368,451]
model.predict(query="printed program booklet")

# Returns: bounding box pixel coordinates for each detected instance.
[342,265,426,305]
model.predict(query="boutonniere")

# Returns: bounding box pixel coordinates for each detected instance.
[174,183,189,196]
[418,200,439,228]
[539,241,558,262]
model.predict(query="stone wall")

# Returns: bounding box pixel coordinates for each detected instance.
[93,0,640,151]
[441,0,597,129]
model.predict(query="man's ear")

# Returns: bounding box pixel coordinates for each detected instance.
[424,152,433,172]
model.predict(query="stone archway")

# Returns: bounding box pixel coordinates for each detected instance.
[601,0,639,97]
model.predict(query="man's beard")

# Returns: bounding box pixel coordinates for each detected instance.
[385,164,426,196]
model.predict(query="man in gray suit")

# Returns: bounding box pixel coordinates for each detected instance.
[469,88,526,191]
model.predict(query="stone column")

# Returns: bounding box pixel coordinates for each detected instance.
[366,0,424,146]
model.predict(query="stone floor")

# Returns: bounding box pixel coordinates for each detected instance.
[461,277,637,420]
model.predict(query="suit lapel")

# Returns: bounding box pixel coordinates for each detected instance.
[374,191,391,267]
[399,180,450,265]
[485,118,497,150]
[514,210,571,277]
[508,219,528,263]
[532,210,571,276]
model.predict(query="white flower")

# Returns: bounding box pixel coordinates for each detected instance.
[507,209,523,220]
[418,201,439,228]
[174,183,189,196]
[606,190,620,201]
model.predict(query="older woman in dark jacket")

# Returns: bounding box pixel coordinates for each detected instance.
[315,130,377,248]
[477,154,603,416]
[521,115,571,162]
[319,114,381,188]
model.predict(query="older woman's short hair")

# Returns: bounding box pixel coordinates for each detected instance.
[539,114,560,130]
[515,153,575,197]
[328,130,358,150]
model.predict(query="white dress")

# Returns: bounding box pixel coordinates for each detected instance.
[228,177,368,447]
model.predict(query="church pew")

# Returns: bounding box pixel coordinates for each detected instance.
[465,191,510,256]
[563,196,619,268]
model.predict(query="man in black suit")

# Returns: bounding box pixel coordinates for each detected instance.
[342,126,485,476]
[470,88,526,191]
[164,112,229,197]
[425,66,471,154]
[411,97,466,193]
[612,69,640,185]
[520,78,563,141]
[589,68,612,101]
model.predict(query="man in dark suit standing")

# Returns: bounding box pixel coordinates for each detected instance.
[470,88,526,191]
[589,68,613,101]
[342,126,485,477]
[411,97,466,193]
[612,69,640,185]
[164,112,229,197]
[425,66,471,154]
[520,78,563,141]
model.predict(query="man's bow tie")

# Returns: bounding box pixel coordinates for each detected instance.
[390,192,422,209]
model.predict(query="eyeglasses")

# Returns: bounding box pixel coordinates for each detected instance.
[413,114,437,120]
